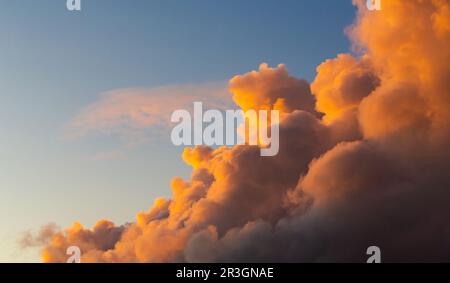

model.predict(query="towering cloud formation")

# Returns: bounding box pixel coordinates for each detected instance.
[33,0,450,262]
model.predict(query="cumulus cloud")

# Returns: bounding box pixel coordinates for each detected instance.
[312,54,379,123]
[33,0,450,262]
[230,63,318,115]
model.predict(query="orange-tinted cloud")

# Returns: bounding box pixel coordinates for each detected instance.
[28,0,450,262]
[312,54,379,123]
[230,63,318,114]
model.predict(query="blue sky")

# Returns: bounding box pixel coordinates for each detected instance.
[0,0,356,261]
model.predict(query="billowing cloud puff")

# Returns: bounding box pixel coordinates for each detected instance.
[229,63,317,115]
[26,0,450,262]
[312,54,379,123]
[41,220,126,263]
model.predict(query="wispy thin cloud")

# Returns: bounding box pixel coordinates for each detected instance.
[65,82,234,149]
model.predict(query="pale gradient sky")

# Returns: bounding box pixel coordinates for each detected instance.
[0,0,355,262]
